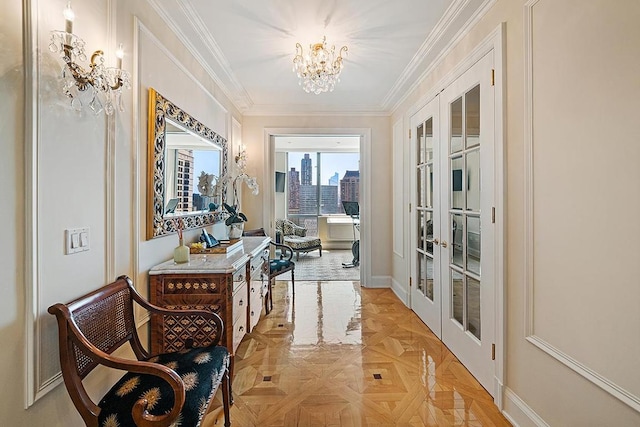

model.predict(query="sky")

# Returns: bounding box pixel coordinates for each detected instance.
[287,152,360,185]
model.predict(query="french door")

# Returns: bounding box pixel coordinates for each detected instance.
[411,52,495,393]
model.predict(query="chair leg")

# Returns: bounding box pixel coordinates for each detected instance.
[221,369,231,427]
[265,278,272,315]
[291,269,295,304]
[269,278,274,312]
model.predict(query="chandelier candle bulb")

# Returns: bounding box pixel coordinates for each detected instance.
[63,1,74,34]
[115,43,124,69]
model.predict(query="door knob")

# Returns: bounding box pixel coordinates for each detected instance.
[441,240,448,248]
[433,238,440,246]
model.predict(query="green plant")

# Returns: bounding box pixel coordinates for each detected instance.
[223,203,248,226]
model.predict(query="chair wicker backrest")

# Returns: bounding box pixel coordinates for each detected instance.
[48,276,149,423]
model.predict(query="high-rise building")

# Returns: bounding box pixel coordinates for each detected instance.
[176,149,194,212]
[340,170,360,206]
[301,153,312,185]
[328,172,339,186]
[288,167,300,213]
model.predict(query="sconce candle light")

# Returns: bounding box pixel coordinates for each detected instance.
[49,1,131,115]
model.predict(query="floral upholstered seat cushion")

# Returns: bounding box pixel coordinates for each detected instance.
[98,345,229,427]
[284,235,322,250]
[270,258,294,274]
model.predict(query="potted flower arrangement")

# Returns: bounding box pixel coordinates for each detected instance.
[222,147,259,238]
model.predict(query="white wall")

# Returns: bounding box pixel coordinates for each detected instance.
[391,0,640,425]
[0,0,241,425]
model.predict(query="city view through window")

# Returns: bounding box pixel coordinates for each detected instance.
[287,152,360,235]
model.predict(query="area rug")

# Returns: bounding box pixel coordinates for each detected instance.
[275,249,360,281]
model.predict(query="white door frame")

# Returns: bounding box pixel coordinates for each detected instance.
[263,127,372,286]
[406,24,505,405]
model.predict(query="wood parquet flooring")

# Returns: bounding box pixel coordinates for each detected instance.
[205,281,511,427]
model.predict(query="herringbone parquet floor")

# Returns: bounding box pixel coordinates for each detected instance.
[206,280,511,427]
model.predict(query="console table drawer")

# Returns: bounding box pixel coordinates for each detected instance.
[232,314,247,352]
[157,276,224,296]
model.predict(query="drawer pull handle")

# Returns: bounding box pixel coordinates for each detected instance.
[251,311,254,316]
[239,326,244,332]
[251,287,256,293]
[239,299,244,306]
[237,275,244,282]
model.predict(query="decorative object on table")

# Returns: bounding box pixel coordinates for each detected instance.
[223,203,247,239]
[293,36,348,94]
[173,219,189,264]
[48,1,131,115]
[197,171,228,212]
[199,229,220,248]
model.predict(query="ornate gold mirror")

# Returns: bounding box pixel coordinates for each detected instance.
[147,88,228,239]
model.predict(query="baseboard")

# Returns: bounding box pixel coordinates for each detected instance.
[366,275,391,288]
[391,277,408,305]
[503,387,550,427]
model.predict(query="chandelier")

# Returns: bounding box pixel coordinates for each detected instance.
[292,36,348,94]
[48,2,131,115]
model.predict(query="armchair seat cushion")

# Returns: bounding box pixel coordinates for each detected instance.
[98,345,229,427]
[283,236,322,251]
[270,258,294,274]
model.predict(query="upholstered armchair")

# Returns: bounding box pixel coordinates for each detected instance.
[275,219,322,260]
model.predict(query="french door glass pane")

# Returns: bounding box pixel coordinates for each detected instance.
[425,117,434,161]
[425,210,433,254]
[451,97,463,153]
[466,215,481,276]
[426,163,433,207]
[417,166,425,207]
[417,123,425,164]
[465,85,480,148]
[451,155,464,210]
[466,149,480,211]
[467,276,481,339]
[418,210,425,250]
[418,253,426,293]
[426,256,434,300]
[452,269,464,326]
[452,213,464,268]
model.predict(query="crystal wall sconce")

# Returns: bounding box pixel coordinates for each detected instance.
[48,2,131,115]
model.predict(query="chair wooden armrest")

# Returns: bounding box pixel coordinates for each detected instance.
[48,275,231,427]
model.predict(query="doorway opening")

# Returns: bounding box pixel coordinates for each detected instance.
[273,135,361,282]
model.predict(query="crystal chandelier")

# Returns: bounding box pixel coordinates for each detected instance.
[292,36,348,94]
[48,2,131,115]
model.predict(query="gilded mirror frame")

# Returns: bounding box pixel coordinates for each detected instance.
[146,87,228,239]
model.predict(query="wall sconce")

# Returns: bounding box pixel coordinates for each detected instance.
[48,1,131,115]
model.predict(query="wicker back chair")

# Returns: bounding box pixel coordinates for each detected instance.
[243,228,295,313]
[48,275,231,427]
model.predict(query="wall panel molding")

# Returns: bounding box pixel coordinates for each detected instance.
[523,0,640,412]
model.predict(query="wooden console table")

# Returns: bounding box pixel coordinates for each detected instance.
[148,236,270,377]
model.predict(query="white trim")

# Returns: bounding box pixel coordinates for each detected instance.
[134,21,229,134]
[24,0,40,407]
[105,0,117,282]
[243,106,390,117]
[503,387,550,427]
[145,0,251,112]
[402,23,506,401]
[390,278,408,305]
[526,335,640,411]
[392,119,404,258]
[263,127,371,287]
[367,275,392,289]
[389,0,497,114]
[522,1,640,412]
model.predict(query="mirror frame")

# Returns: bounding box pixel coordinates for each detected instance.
[146,87,228,239]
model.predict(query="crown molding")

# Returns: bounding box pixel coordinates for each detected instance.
[145,0,252,112]
[384,0,496,112]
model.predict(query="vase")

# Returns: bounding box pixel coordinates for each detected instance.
[228,222,244,239]
[173,238,190,263]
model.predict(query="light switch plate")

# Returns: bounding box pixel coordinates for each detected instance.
[65,227,90,254]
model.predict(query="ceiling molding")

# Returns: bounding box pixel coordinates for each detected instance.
[146,0,252,112]
[389,0,497,114]
[243,104,390,117]
[382,0,470,109]
[177,0,253,109]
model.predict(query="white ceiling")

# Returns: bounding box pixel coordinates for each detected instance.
[147,0,489,115]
